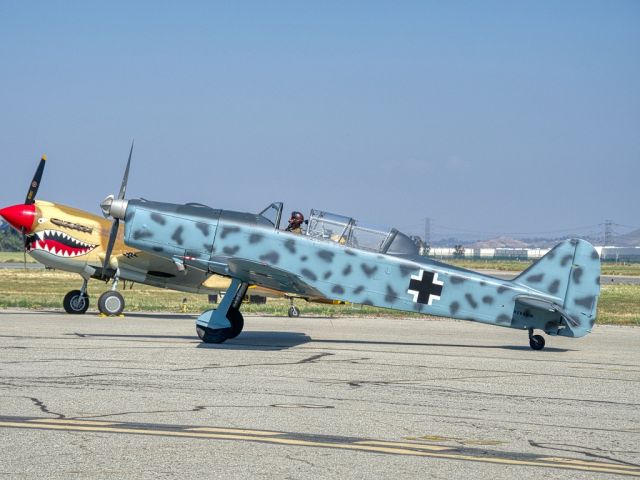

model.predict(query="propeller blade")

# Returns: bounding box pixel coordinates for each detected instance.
[101,141,134,277]
[102,218,120,278]
[25,155,46,205]
[102,218,120,276]
[118,141,134,200]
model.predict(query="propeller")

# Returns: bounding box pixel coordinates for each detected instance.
[100,141,134,277]
[0,155,46,269]
[23,155,46,267]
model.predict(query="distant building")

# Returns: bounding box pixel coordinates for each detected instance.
[598,246,640,262]
[429,246,640,262]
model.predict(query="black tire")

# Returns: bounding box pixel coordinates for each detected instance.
[196,325,229,344]
[288,305,300,318]
[63,290,89,314]
[98,291,125,316]
[226,307,244,339]
[529,334,545,350]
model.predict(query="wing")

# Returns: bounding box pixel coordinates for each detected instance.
[227,258,326,299]
[115,250,215,293]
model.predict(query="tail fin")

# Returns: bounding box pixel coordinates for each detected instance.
[514,239,600,337]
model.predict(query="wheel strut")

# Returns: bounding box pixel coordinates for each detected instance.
[528,328,546,351]
[196,278,248,343]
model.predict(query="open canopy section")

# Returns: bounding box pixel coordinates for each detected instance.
[258,202,283,229]
[305,209,418,256]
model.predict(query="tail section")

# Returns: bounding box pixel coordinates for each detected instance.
[514,239,600,337]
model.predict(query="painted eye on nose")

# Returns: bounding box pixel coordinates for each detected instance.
[37,218,47,224]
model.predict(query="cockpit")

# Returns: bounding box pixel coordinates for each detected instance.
[258,203,419,256]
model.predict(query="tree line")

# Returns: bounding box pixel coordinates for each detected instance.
[0,228,23,251]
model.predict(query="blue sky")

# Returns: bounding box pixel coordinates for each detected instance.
[1,1,638,240]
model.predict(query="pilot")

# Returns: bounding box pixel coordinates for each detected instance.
[286,211,304,234]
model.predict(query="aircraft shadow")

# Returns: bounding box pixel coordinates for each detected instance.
[65,331,311,351]
[312,338,573,352]
[74,331,573,352]
[199,332,312,351]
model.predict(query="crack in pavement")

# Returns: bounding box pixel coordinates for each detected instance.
[307,380,640,407]
[528,439,640,468]
[74,405,235,420]
[171,352,335,371]
[334,359,640,383]
[297,353,333,364]
[27,397,65,419]
[284,455,315,468]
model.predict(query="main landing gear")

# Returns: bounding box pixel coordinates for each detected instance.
[97,273,125,316]
[62,273,126,316]
[98,291,125,316]
[63,279,89,314]
[528,328,546,351]
[287,298,300,318]
[196,278,248,344]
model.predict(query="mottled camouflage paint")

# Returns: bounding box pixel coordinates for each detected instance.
[122,200,600,338]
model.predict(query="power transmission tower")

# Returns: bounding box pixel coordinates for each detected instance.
[604,220,614,246]
[603,219,614,261]
[424,217,431,246]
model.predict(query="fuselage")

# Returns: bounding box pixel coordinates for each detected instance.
[121,199,597,337]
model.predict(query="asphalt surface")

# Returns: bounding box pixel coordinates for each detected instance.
[0,310,638,479]
[0,262,43,270]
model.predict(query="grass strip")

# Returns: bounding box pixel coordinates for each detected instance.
[0,269,637,326]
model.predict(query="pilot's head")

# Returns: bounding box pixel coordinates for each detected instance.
[288,211,304,228]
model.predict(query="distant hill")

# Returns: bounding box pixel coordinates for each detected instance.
[467,236,530,249]
[430,227,640,249]
[615,228,640,247]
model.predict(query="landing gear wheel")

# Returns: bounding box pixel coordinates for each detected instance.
[63,290,89,314]
[98,291,125,316]
[226,307,244,339]
[529,334,545,351]
[288,305,300,318]
[196,325,229,344]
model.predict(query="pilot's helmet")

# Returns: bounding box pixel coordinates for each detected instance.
[289,211,304,226]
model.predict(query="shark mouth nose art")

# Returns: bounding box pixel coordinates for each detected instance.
[28,230,97,257]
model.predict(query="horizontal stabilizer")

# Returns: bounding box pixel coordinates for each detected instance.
[515,294,579,327]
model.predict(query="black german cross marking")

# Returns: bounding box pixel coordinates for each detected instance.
[407,270,444,305]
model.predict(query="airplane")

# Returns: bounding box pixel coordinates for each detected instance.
[0,152,298,316]
[99,160,601,350]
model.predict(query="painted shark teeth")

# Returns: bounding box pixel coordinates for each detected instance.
[31,229,97,258]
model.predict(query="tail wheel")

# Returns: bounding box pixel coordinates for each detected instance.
[98,291,125,316]
[529,334,545,350]
[63,290,89,314]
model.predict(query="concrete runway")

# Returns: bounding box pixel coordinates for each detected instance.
[0,310,638,479]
